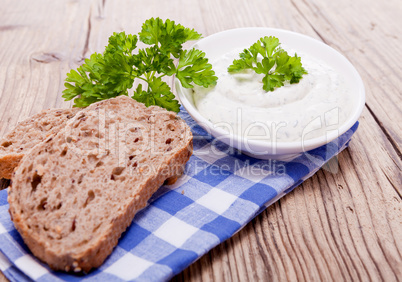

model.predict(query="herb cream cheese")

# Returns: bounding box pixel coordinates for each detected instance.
[192,48,355,142]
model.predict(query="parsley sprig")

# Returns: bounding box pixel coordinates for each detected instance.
[228,36,307,92]
[62,18,217,112]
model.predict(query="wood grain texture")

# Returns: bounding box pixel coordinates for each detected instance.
[0,0,401,281]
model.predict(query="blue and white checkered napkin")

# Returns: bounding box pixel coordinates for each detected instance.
[0,109,358,281]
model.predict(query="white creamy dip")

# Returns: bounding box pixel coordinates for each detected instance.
[192,47,355,142]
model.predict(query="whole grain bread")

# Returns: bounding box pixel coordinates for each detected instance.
[8,96,193,273]
[0,108,80,179]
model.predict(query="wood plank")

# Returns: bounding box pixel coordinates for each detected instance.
[290,0,402,153]
[0,0,92,137]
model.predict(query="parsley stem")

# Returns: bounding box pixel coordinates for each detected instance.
[137,77,148,83]
[149,71,157,81]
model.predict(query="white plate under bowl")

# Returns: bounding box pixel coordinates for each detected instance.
[175,28,365,160]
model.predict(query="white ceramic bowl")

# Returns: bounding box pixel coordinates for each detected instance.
[175,28,365,160]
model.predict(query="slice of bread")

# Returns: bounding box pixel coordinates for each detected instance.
[8,96,193,273]
[0,108,80,179]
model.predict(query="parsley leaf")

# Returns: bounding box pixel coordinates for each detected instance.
[139,18,201,58]
[227,36,307,92]
[62,18,217,112]
[133,77,180,112]
[176,48,217,88]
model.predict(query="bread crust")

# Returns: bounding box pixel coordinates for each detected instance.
[0,153,22,179]
[8,96,193,273]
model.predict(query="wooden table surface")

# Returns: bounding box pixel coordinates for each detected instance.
[1,0,401,281]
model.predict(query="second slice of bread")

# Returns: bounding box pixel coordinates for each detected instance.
[8,96,193,273]
[0,108,80,179]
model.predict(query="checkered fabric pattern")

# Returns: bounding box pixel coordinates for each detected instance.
[0,109,358,281]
